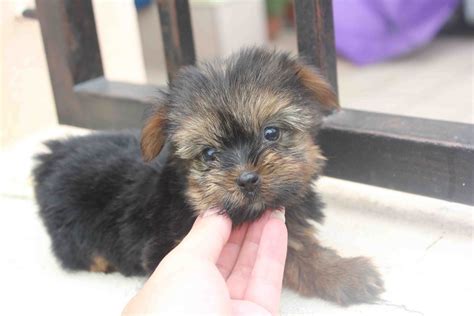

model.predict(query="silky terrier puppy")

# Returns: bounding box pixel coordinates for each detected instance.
[34,48,383,305]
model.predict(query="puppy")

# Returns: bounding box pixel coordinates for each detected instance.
[33,48,383,305]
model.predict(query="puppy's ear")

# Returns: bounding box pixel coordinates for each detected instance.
[295,63,340,115]
[141,106,167,162]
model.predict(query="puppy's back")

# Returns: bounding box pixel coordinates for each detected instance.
[33,130,144,198]
[32,130,151,271]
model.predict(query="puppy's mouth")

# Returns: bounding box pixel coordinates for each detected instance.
[221,196,271,225]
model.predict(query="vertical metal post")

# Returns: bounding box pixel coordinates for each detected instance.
[36,0,103,125]
[156,0,196,82]
[294,0,338,98]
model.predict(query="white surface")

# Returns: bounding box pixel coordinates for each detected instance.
[1,126,473,315]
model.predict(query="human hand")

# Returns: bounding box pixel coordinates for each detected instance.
[122,208,288,315]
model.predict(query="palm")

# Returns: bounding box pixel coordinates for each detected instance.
[215,212,287,315]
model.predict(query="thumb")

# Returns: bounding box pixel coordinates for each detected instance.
[173,208,232,263]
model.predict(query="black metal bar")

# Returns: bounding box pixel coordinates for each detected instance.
[319,110,474,205]
[36,0,103,126]
[62,0,103,84]
[294,0,338,97]
[73,77,156,130]
[156,0,196,81]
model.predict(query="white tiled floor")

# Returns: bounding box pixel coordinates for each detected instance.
[1,126,472,316]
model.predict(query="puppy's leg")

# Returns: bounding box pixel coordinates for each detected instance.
[141,236,176,274]
[284,222,384,305]
[89,255,116,273]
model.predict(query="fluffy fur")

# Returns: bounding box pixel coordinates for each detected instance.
[34,48,383,305]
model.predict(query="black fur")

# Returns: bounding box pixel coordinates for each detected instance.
[34,131,193,274]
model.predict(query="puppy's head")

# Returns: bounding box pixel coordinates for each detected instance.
[141,48,338,225]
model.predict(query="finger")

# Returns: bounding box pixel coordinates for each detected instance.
[226,211,271,299]
[216,223,249,278]
[244,209,287,315]
[173,208,232,263]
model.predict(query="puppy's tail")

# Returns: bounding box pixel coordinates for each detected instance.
[32,140,67,183]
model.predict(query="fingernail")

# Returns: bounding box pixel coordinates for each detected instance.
[271,207,285,223]
[200,207,222,218]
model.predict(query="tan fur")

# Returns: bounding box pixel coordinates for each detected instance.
[300,138,326,182]
[89,256,115,273]
[246,92,310,132]
[172,91,314,161]
[185,138,325,217]
[141,107,167,161]
[288,238,304,251]
[174,121,221,160]
[296,65,340,114]
[284,220,384,305]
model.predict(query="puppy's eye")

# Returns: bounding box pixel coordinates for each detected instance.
[263,126,280,141]
[202,148,217,162]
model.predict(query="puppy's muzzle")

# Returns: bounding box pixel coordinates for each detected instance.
[237,171,260,193]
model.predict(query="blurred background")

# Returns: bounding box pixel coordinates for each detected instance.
[2,3,472,315]
[1,0,473,148]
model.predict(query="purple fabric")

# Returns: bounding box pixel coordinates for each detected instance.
[333,0,460,65]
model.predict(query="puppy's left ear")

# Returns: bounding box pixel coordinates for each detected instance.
[141,106,167,162]
[295,63,340,115]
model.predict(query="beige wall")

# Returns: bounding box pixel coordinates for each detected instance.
[92,0,146,84]
[1,1,57,148]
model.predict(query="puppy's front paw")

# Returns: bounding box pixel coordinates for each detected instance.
[285,245,384,305]
[326,256,384,305]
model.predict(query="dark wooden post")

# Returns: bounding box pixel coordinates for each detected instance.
[294,0,338,98]
[36,0,103,126]
[156,0,196,81]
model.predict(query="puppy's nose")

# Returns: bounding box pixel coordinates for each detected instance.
[237,171,260,192]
